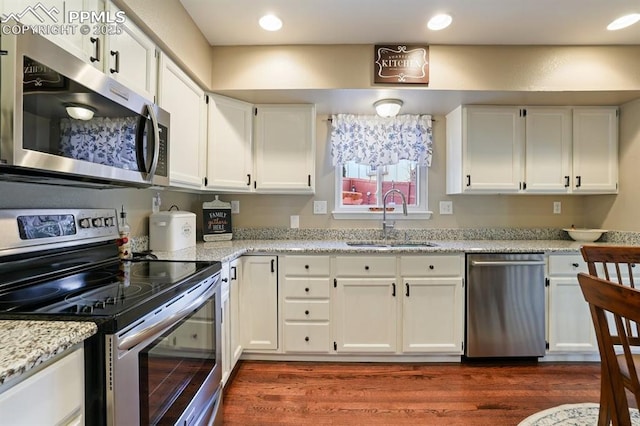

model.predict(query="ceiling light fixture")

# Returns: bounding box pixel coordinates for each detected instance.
[607,13,640,30]
[259,14,283,31]
[65,104,96,121]
[427,13,452,31]
[374,99,403,118]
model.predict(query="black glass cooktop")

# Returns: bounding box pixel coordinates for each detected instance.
[0,259,221,332]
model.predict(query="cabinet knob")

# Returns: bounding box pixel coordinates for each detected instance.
[429,265,434,270]
[305,336,310,342]
[304,264,309,269]
[305,287,310,292]
[571,263,579,268]
[365,265,370,270]
[221,278,228,282]
[305,310,310,315]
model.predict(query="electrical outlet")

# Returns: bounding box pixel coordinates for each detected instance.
[439,201,453,215]
[231,200,240,214]
[313,200,327,215]
[290,215,299,228]
[553,201,561,214]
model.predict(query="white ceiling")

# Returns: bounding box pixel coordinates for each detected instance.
[180,0,640,46]
[179,0,640,115]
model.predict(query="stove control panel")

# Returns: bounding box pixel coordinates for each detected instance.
[0,208,121,255]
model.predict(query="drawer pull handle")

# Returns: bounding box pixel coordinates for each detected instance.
[305,336,310,342]
[305,310,310,315]
[429,265,434,270]
[305,287,310,292]
[572,263,579,268]
[365,265,370,270]
[305,264,309,269]
[221,278,228,282]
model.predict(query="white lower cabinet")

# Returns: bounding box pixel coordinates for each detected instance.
[547,254,598,353]
[229,258,243,369]
[220,261,231,385]
[0,347,84,426]
[241,255,278,351]
[334,277,398,353]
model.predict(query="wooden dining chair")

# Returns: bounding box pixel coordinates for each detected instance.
[580,245,640,288]
[578,272,640,426]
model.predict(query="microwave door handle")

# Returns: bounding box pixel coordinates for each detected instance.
[144,104,161,182]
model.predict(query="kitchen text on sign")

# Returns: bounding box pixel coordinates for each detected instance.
[374,45,429,84]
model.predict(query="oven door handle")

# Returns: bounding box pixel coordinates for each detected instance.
[117,284,215,351]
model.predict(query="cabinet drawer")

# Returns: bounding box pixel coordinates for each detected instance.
[283,277,330,298]
[284,323,331,352]
[284,255,330,276]
[548,254,588,275]
[400,255,462,276]
[284,300,330,321]
[335,256,396,276]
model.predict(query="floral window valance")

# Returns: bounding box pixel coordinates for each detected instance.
[330,114,433,167]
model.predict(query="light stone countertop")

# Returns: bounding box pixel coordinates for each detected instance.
[151,239,608,262]
[0,320,97,388]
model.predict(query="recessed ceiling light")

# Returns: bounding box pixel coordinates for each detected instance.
[607,13,640,30]
[259,14,283,31]
[427,14,452,31]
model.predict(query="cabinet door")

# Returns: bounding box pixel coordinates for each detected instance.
[206,94,253,191]
[0,348,85,425]
[548,277,598,353]
[334,278,397,353]
[229,258,243,366]
[463,106,523,192]
[4,0,103,66]
[104,2,157,102]
[158,54,207,189]
[572,107,618,193]
[220,262,231,385]
[402,277,463,353]
[254,105,316,193]
[241,256,278,351]
[524,107,572,193]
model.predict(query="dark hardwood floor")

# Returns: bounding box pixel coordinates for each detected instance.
[222,360,603,425]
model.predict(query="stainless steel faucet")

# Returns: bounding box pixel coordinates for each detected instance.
[382,189,408,240]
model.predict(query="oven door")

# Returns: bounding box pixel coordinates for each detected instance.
[107,275,222,426]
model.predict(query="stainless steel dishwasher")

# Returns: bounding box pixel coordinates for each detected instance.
[466,253,546,358]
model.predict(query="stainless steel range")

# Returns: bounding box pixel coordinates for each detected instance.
[0,209,222,426]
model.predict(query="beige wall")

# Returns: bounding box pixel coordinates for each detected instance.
[211,45,640,91]
[221,115,586,230]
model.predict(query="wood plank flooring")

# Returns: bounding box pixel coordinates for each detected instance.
[222,360,604,425]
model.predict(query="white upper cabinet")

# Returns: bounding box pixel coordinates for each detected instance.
[253,104,316,193]
[206,101,316,194]
[447,106,523,193]
[206,94,254,191]
[158,53,207,189]
[572,107,618,193]
[103,1,157,102]
[524,107,572,193]
[446,105,618,195]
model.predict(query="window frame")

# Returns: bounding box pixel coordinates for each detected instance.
[332,162,432,220]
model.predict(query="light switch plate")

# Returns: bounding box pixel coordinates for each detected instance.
[313,200,327,214]
[553,201,561,214]
[439,201,453,215]
[231,200,240,214]
[290,215,300,228]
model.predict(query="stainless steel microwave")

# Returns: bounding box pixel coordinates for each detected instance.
[0,30,170,188]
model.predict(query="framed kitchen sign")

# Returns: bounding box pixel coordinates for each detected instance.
[374,45,429,84]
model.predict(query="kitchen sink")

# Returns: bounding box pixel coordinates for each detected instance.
[346,241,438,248]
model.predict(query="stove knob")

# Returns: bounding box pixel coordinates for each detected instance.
[79,218,91,228]
[94,300,106,309]
[92,218,103,227]
[104,217,115,227]
[81,305,94,313]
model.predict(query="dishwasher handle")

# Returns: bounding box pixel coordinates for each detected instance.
[470,260,545,267]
